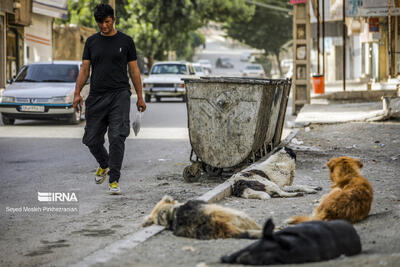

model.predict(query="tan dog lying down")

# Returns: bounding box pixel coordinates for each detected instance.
[231,147,322,200]
[286,156,373,224]
[142,196,262,239]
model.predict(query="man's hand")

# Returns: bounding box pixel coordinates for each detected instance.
[137,97,146,112]
[128,60,146,112]
[73,94,83,111]
[73,60,90,111]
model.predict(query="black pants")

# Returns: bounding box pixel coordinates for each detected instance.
[82,89,131,183]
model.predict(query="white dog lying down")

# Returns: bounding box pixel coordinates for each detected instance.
[231,147,322,200]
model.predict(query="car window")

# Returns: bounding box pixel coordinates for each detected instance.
[194,66,202,72]
[151,64,187,75]
[14,64,79,82]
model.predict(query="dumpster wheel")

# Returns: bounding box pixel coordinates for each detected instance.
[202,163,223,176]
[183,162,202,183]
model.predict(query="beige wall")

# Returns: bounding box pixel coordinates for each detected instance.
[53,25,96,61]
[24,13,52,64]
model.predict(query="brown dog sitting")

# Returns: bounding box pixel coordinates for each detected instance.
[286,156,373,224]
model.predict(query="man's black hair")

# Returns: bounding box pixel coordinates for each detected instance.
[94,4,114,23]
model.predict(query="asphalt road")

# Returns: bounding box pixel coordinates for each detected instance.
[0,98,202,266]
[0,26,295,266]
[0,89,295,266]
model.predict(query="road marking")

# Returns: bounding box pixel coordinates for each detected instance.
[0,127,188,139]
[70,225,165,267]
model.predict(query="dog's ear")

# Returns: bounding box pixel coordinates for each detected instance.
[326,158,337,171]
[161,195,174,203]
[355,158,363,169]
[262,219,275,240]
[142,215,154,227]
[284,147,296,161]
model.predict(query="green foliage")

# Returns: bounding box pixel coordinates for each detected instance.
[55,0,104,27]
[175,31,206,61]
[55,0,129,28]
[224,0,292,75]
[58,0,256,67]
[119,0,253,63]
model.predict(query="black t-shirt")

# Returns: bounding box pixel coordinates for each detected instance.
[82,31,137,95]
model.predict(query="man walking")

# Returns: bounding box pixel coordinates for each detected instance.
[73,3,146,195]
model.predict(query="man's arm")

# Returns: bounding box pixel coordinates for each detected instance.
[73,60,91,111]
[128,60,146,112]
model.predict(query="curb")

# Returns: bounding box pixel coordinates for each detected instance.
[69,225,165,267]
[71,129,299,266]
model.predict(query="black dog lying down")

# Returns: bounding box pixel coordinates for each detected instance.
[221,219,361,265]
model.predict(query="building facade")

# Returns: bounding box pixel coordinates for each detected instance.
[310,0,399,84]
[0,0,68,91]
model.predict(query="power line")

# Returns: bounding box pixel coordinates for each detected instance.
[245,0,292,13]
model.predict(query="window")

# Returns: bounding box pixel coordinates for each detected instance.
[14,64,79,83]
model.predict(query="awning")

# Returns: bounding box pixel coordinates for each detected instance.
[32,0,68,19]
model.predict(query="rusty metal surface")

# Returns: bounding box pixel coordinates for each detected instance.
[185,78,291,168]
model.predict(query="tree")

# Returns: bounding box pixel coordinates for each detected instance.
[59,0,255,68]
[120,0,254,67]
[224,0,292,76]
[57,0,130,28]
[175,31,206,61]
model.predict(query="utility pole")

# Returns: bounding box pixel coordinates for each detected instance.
[342,0,346,91]
[388,0,392,79]
[317,0,320,74]
[322,0,325,76]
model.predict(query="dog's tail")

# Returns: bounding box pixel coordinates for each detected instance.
[285,215,312,224]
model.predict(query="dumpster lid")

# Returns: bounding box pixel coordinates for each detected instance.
[183,77,291,85]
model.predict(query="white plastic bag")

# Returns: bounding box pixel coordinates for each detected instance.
[132,111,143,136]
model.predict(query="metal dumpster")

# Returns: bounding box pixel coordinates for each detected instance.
[182,77,291,182]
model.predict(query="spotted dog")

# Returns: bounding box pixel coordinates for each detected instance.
[231,147,322,200]
[142,195,262,239]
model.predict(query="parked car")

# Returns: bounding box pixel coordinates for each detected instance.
[241,64,266,78]
[142,61,197,102]
[192,63,208,77]
[0,61,89,125]
[197,59,212,73]
[216,57,234,68]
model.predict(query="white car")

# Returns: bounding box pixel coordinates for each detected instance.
[241,64,266,78]
[0,61,89,125]
[142,61,197,102]
[196,59,212,73]
[192,63,208,77]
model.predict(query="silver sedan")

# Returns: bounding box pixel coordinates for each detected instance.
[0,61,89,125]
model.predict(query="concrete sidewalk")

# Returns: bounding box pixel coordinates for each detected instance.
[77,121,400,267]
[295,101,386,125]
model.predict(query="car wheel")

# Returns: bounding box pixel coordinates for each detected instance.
[155,96,161,102]
[2,115,15,125]
[69,107,81,124]
[145,94,151,103]
[182,95,187,102]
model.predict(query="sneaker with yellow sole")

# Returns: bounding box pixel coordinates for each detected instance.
[95,167,109,184]
[109,181,122,195]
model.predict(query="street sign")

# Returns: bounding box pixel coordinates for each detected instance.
[290,0,307,5]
